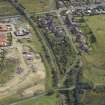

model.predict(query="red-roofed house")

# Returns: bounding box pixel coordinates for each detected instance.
[0,33,6,47]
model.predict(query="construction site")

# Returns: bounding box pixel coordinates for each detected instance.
[0,16,46,104]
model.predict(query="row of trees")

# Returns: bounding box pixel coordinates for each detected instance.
[35,14,76,75]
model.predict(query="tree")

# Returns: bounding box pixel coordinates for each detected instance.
[90,34,96,43]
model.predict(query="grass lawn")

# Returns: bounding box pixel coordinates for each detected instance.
[18,94,59,105]
[19,32,44,53]
[29,31,44,53]
[0,59,17,84]
[0,94,21,105]
[80,91,105,105]
[18,0,49,13]
[81,15,105,86]
[0,0,18,15]
[0,94,59,105]
[15,18,44,53]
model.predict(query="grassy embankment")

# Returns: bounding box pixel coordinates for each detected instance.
[18,0,49,13]
[0,0,18,15]
[81,15,105,86]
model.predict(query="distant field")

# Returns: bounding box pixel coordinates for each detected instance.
[81,15,105,86]
[0,0,18,15]
[18,0,49,12]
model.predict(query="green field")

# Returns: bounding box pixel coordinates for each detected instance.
[0,94,21,105]
[0,0,18,15]
[18,94,58,105]
[19,0,49,12]
[0,59,17,84]
[80,91,105,105]
[81,15,105,86]
[0,94,59,105]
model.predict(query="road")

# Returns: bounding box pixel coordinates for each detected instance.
[56,10,78,52]
[54,8,80,83]
[56,86,75,91]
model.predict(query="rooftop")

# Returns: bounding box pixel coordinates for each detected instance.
[0,33,6,47]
